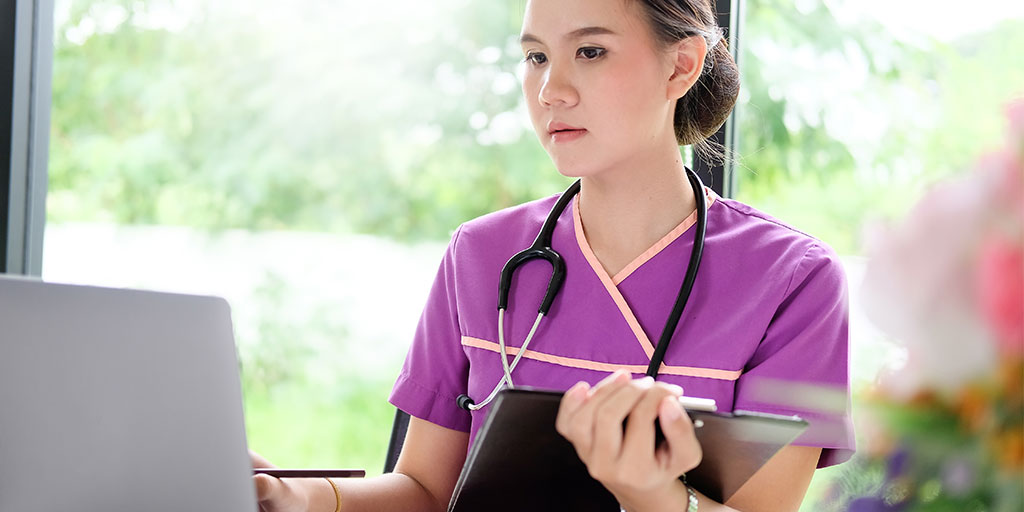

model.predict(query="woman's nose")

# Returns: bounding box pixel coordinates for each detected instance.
[538,66,579,108]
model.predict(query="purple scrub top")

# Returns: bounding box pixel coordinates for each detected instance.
[390,189,855,468]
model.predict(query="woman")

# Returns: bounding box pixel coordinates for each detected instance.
[253,0,854,510]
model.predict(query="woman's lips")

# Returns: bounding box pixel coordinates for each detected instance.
[550,128,588,143]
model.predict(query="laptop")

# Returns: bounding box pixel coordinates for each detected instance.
[0,275,258,511]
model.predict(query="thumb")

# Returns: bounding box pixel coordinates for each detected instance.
[253,473,283,504]
[657,396,702,474]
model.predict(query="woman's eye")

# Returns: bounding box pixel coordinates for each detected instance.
[524,52,548,66]
[577,47,606,60]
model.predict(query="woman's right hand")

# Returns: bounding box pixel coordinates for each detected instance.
[251,449,315,512]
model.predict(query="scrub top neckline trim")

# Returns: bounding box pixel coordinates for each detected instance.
[572,187,718,360]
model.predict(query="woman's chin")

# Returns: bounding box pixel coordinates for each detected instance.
[553,167,584,179]
[550,160,599,179]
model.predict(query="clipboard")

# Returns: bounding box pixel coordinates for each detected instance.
[448,388,808,511]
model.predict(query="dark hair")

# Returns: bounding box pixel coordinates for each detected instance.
[634,0,740,163]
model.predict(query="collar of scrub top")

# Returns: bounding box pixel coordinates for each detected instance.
[456,168,707,412]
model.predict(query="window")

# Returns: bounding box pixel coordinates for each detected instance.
[41,0,571,473]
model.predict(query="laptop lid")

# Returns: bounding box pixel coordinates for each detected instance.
[0,275,258,511]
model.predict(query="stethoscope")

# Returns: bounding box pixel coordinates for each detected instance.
[457,168,708,411]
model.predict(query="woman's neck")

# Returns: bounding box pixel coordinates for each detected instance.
[577,147,697,278]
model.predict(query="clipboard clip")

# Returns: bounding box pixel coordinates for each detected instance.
[678,396,717,412]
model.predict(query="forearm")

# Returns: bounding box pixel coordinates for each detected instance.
[298,472,446,512]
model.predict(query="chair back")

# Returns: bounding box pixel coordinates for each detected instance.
[383,408,411,473]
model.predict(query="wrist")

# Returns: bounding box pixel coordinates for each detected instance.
[325,478,342,512]
[616,478,690,512]
[298,477,338,512]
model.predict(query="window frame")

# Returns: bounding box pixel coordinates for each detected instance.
[693,0,741,197]
[2,0,52,277]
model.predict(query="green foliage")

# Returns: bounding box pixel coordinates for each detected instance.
[236,272,321,396]
[243,378,396,476]
[816,396,1024,511]
[49,0,567,239]
[735,0,1024,253]
[50,1,1024,251]
[233,268,399,471]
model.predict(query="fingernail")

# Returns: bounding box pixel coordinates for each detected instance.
[566,382,588,403]
[639,376,655,387]
[667,384,684,396]
[660,397,682,422]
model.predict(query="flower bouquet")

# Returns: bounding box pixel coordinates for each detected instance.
[823,101,1023,511]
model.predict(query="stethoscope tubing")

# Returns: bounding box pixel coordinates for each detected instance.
[464,310,544,411]
[646,168,707,377]
[457,169,707,411]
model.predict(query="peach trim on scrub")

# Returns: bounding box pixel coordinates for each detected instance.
[611,187,717,285]
[461,336,742,381]
[572,189,716,358]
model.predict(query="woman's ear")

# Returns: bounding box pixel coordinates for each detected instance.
[667,35,708,101]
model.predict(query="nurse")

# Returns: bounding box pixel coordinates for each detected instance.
[253,0,854,510]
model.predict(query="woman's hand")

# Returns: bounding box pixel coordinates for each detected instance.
[251,449,317,512]
[555,370,702,512]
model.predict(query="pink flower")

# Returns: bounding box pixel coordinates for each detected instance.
[976,236,1024,356]
[861,98,1024,395]
[1008,99,1024,147]
[861,172,998,395]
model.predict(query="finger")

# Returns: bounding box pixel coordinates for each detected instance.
[556,381,591,438]
[564,370,632,454]
[249,449,276,469]
[588,369,632,397]
[658,381,685,398]
[619,385,677,475]
[589,377,655,464]
[253,473,282,503]
[656,396,702,474]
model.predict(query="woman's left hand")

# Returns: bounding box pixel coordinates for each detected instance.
[555,370,703,512]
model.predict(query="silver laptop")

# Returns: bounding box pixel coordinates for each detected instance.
[0,275,258,511]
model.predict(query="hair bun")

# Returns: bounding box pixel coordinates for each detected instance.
[674,42,740,146]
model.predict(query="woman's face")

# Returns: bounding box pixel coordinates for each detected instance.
[520,0,678,178]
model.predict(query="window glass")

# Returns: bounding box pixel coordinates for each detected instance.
[45,0,563,473]
[735,0,1024,507]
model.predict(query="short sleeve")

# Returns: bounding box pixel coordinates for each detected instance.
[732,243,855,468]
[388,225,472,432]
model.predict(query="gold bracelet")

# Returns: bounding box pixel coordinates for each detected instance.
[325,477,341,512]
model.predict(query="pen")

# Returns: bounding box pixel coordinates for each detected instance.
[253,469,366,478]
[678,395,717,412]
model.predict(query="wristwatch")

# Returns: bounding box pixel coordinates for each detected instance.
[616,481,699,512]
[685,484,699,512]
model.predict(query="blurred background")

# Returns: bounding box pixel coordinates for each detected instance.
[38,0,1023,509]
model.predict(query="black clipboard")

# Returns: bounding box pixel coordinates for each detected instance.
[448,388,808,511]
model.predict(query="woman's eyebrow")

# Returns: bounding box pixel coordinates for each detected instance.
[519,26,618,45]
